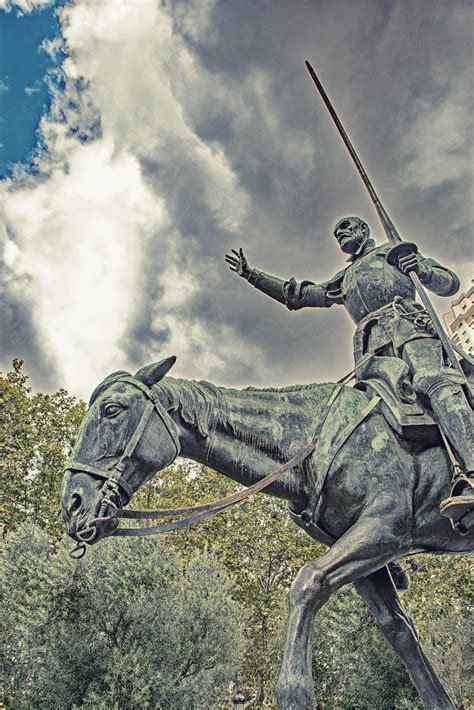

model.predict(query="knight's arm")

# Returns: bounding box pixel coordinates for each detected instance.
[416,255,460,297]
[245,268,342,310]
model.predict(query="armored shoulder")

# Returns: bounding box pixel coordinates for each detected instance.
[380,241,459,297]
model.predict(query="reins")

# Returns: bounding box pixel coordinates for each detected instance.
[113,441,317,536]
[69,362,379,556]
[113,357,376,534]
[112,383,345,536]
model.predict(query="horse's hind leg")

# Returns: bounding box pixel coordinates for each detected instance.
[276,513,411,710]
[354,567,455,710]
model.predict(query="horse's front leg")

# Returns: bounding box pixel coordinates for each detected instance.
[355,567,455,710]
[276,513,411,710]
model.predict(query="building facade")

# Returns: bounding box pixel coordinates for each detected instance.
[442,283,474,357]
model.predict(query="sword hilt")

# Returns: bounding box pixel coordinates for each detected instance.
[386,242,418,266]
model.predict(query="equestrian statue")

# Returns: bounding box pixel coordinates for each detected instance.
[225,215,474,529]
[61,63,473,709]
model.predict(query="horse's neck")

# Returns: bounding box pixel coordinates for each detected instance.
[158,378,335,500]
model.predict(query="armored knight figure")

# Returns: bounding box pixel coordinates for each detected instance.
[225,216,474,531]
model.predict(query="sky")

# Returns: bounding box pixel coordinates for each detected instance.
[0,2,64,175]
[0,0,473,400]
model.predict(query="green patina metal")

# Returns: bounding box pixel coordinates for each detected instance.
[61,63,474,710]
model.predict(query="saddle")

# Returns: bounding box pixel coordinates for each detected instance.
[354,355,438,444]
[353,353,473,445]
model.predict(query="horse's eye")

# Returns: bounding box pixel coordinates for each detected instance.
[104,403,123,417]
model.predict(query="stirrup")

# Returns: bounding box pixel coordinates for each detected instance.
[449,471,474,497]
[439,472,474,534]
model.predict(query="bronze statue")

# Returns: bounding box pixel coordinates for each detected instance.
[222,59,474,532]
[225,216,474,530]
[61,355,473,709]
[61,62,474,710]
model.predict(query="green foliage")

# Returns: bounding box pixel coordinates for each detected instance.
[2,360,472,709]
[310,556,473,710]
[137,466,474,708]
[404,556,473,708]
[1,525,245,709]
[0,360,86,537]
[312,585,422,710]
[134,463,326,706]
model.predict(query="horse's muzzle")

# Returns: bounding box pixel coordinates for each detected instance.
[72,512,119,545]
[62,468,121,545]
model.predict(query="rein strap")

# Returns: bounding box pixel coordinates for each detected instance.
[113,383,348,537]
[113,442,316,536]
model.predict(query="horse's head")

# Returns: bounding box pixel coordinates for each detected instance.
[61,356,179,545]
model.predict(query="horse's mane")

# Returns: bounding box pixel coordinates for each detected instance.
[156,378,229,438]
[243,384,318,392]
[89,374,331,486]
[156,378,324,441]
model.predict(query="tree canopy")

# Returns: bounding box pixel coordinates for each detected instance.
[2,525,244,709]
[1,359,86,537]
[1,361,472,708]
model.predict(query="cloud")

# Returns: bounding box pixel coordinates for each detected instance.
[59,0,267,387]
[0,0,55,13]
[1,131,165,395]
[0,226,59,387]
[40,35,62,59]
[0,78,9,91]
[1,0,472,398]
[25,82,41,95]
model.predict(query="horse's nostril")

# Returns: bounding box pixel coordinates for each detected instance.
[69,493,82,515]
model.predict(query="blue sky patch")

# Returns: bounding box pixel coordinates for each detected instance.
[0,2,66,178]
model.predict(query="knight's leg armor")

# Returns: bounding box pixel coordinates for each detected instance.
[403,338,474,531]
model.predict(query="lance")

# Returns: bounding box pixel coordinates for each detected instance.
[305,60,464,377]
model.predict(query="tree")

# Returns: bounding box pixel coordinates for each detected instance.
[2,361,472,708]
[312,585,422,710]
[134,463,326,706]
[0,360,86,537]
[135,465,474,708]
[1,524,245,710]
[404,556,473,708]
[310,556,473,710]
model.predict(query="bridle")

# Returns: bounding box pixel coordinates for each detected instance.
[67,367,381,558]
[67,375,181,551]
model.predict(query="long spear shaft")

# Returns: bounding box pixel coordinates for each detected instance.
[305,60,463,376]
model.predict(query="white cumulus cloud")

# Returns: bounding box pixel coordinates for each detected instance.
[1,0,472,397]
[0,0,55,13]
[1,0,261,396]
[2,133,164,395]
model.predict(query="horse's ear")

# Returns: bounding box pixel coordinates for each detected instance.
[134,356,177,387]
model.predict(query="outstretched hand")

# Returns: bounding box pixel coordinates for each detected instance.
[224,248,251,278]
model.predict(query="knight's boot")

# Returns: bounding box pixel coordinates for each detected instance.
[413,373,474,533]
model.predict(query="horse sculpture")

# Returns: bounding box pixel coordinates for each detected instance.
[61,356,473,709]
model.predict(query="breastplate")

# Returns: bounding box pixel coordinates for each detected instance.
[342,249,416,323]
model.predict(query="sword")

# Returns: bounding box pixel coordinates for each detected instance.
[305,60,464,376]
